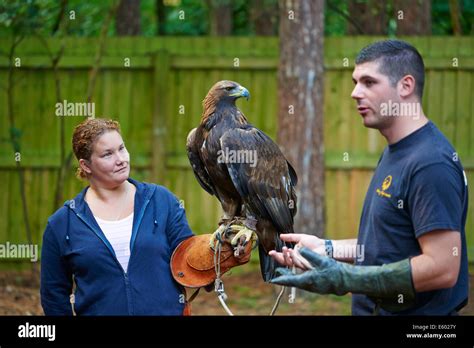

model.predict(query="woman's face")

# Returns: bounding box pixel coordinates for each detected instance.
[81,130,131,187]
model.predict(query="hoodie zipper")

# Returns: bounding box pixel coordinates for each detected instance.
[73,194,152,315]
[74,212,125,271]
[129,198,151,258]
[73,195,151,270]
[75,211,136,314]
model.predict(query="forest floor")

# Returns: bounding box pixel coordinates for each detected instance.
[1,262,472,315]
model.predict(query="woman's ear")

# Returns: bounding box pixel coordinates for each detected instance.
[398,74,416,98]
[79,159,92,175]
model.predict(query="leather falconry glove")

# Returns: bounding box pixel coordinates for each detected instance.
[270,247,415,312]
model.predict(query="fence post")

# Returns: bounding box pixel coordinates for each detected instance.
[151,50,169,184]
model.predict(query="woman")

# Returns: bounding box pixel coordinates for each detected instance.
[40,118,194,315]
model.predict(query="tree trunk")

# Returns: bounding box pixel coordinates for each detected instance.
[208,0,232,36]
[394,0,432,35]
[278,0,325,238]
[116,0,141,36]
[347,0,389,35]
[251,0,278,36]
[448,0,462,35]
[156,0,166,35]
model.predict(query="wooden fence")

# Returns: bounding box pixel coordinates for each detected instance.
[0,36,473,267]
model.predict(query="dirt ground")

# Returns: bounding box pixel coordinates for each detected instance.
[1,266,473,316]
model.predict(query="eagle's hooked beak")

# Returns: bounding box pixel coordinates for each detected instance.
[229,86,250,101]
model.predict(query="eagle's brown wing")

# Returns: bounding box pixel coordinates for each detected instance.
[186,128,216,196]
[219,125,298,238]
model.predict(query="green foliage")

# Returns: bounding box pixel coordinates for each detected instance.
[140,0,157,36]
[165,0,208,35]
[232,0,252,35]
[325,0,349,36]
[0,0,117,37]
[0,0,57,36]
[64,0,116,36]
[1,0,472,37]
[432,0,474,35]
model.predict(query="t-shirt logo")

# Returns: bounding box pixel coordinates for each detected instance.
[376,175,392,198]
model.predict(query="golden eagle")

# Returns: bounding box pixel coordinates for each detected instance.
[186,80,298,281]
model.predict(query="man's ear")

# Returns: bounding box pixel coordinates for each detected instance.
[79,158,92,175]
[398,75,416,98]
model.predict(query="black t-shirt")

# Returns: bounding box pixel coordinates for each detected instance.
[352,121,469,315]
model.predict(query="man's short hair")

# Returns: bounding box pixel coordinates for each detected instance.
[355,40,425,100]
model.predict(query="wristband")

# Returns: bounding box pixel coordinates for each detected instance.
[325,239,334,258]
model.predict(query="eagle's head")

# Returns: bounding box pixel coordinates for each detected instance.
[201,80,250,124]
[204,80,250,107]
[209,80,250,103]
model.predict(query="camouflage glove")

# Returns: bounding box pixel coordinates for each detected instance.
[270,247,415,312]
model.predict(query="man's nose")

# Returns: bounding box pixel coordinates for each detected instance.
[351,84,363,100]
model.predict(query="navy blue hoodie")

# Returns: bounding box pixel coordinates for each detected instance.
[40,178,193,315]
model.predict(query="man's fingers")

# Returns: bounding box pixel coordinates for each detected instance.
[282,247,294,267]
[289,248,313,270]
[279,234,304,243]
[268,250,286,266]
[269,248,294,268]
[270,247,309,271]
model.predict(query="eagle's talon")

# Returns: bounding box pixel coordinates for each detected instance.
[229,226,257,247]
[209,224,228,249]
[209,223,258,251]
[223,226,234,239]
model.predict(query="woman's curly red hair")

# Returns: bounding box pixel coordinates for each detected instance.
[72,118,121,179]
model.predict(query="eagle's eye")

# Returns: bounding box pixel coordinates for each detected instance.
[224,86,234,91]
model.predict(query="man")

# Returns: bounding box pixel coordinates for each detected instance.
[269,40,469,315]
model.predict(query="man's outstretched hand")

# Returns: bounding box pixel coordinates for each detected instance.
[269,247,345,295]
[268,233,326,270]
